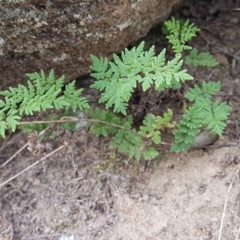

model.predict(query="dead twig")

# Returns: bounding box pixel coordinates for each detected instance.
[1,126,51,168]
[21,117,172,145]
[218,169,239,240]
[0,131,22,154]
[0,142,29,168]
[0,145,66,189]
[234,225,240,240]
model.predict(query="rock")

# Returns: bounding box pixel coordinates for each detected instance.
[191,130,218,149]
[0,0,180,90]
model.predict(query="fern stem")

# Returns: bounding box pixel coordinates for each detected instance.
[20,118,146,139]
[19,118,171,146]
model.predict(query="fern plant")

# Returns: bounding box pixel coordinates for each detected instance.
[164,17,200,56]
[0,17,231,163]
[0,69,89,138]
[171,81,231,152]
[163,17,219,67]
[89,17,231,159]
[90,42,193,115]
[86,108,174,160]
[185,48,219,67]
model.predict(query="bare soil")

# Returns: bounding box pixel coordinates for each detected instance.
[1,1,240,240]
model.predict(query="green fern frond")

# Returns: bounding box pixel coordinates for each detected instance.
[165,17,200,55]
[86,108,127,136]
[87,107,160,161]
[0,70,89,138]
[185,48,219,67]
[171,82,231,152]
[171,105,202,152]
[110,129,143,160]
[202,101,231,135]
[64,81,89,112]
[91,42,192,114]
[185,81,221,103]
[142,147,159,161]
[0,120,8,138]
[139,114,161,144]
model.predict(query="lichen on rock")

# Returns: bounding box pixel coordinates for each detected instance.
[0,0,180,90]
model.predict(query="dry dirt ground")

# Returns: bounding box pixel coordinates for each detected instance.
[1,1,240,240]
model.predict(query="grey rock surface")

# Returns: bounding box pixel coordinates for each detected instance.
[0,0,180,90]
[191,130,218,149]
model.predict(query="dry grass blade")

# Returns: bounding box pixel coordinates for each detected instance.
[0,126,52,168]
[0,145,65,189]
[218,169,239,240]
[0,142,29,168]
[234,225,240,240]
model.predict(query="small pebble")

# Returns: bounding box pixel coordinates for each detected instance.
[191,130,218,149]
[142,193,149,202]
[231,17,239,24]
